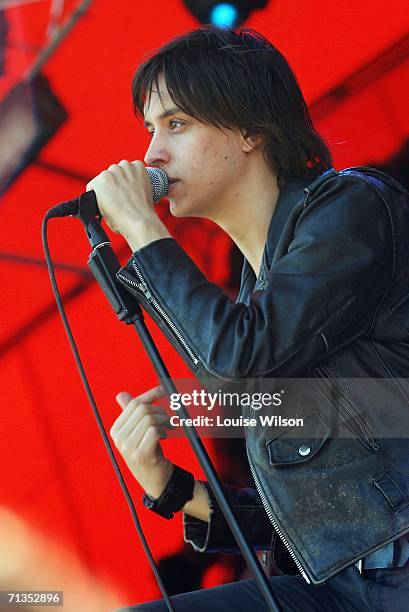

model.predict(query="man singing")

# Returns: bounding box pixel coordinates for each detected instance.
[87,27,409,611]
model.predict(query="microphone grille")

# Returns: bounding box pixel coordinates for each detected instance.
[146,167,169,203]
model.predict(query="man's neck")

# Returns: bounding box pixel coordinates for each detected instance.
[212,168,280,277]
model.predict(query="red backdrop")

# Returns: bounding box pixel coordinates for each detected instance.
[1,0,409,607]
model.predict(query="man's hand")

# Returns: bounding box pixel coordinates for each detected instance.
[110,385,174,499]
[86,161,170,251]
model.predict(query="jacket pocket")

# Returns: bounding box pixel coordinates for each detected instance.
[266,412,330,466]
[312,366,381,452]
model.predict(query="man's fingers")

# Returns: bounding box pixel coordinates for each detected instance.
[115,387,165,413]
[125,413,169,450]
[114,406,168,440]
[137,426,166,462]
[133,385,166,406]
[116,386,165,412]
[116,391,133,411]
[112,387,167,437]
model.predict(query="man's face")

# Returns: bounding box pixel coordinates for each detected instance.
[143,76,253,220]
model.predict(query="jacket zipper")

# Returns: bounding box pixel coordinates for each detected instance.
[313,366,380,451]
[119,259,317,581]
[246,449,311,583]
[118,263,199,366]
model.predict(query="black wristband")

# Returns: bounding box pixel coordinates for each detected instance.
[142,465,194,520]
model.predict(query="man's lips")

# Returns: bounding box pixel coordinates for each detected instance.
[167,178,179,194]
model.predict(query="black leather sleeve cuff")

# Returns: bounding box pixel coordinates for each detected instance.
[183,481,274,553]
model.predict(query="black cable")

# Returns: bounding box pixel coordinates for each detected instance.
[42,212,176,612]
[42,205,281,611]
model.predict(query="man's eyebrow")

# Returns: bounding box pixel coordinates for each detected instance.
[144,107,182,128]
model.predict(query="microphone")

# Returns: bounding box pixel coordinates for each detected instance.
[47,167,169,219]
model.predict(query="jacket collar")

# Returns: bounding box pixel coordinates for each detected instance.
[264,178,312,269]
[236,178,313,304]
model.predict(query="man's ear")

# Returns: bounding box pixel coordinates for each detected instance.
[241,130,264,153]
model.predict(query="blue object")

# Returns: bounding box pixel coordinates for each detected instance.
[210,3,238,27]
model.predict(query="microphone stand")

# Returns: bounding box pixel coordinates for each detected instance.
[76,192,281,612]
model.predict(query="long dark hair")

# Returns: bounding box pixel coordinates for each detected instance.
[132,27,332,183]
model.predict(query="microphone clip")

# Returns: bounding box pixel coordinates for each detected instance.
[78,192,143,325]
[77,191,107,249]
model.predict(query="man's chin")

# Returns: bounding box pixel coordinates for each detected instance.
[169,199,187,218]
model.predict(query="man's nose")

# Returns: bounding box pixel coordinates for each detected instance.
[144,133,171,167]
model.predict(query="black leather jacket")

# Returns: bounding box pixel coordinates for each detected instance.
[117,167,409,585]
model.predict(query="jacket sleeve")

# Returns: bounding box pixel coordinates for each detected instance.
[117,175,393,381]
[183,482,273,553]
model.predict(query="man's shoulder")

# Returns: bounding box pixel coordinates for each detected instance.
[293,166,409,237]
[304,166,408,207]
[263,167,404,273]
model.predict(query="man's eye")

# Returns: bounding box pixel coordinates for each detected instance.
[169,119,183,130]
